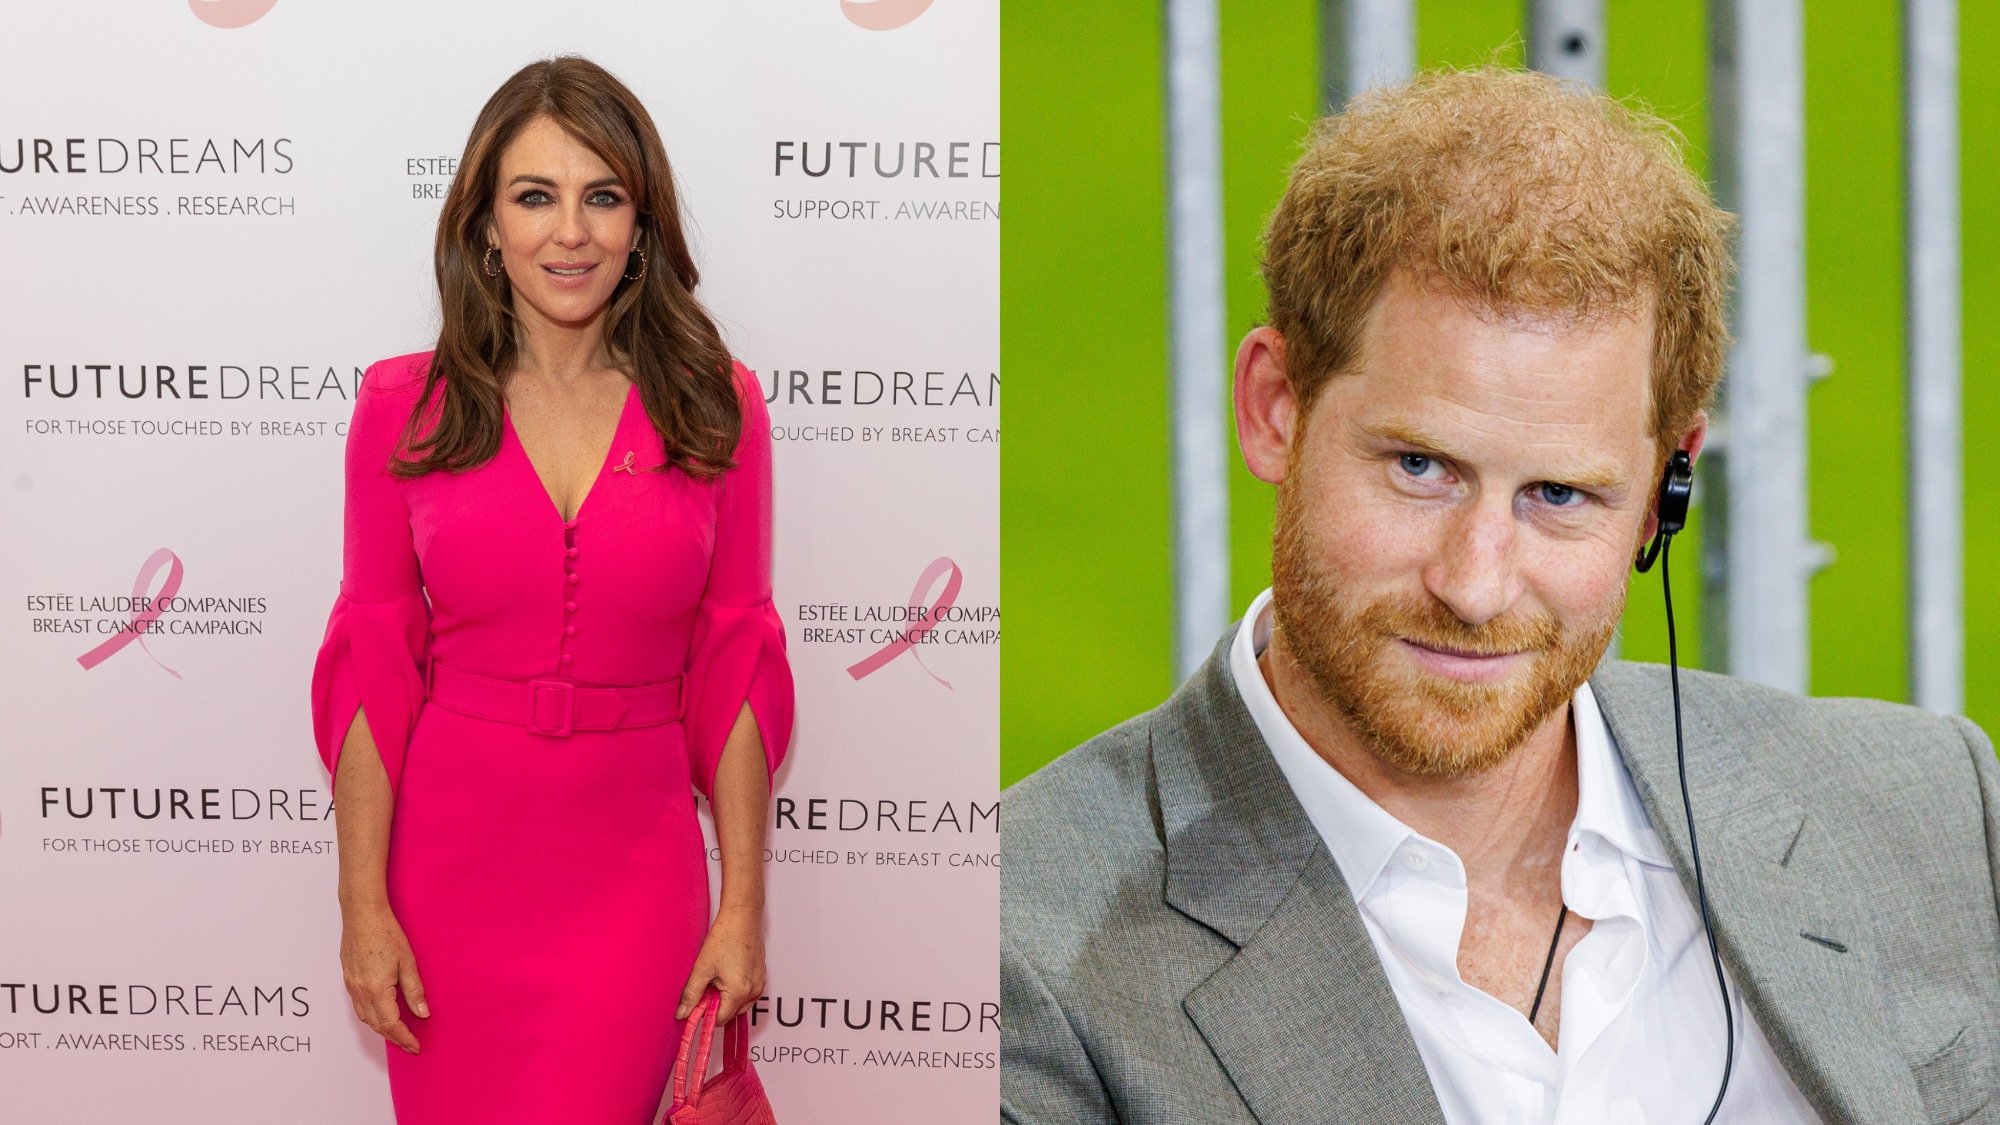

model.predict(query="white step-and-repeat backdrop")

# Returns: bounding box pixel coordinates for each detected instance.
[0,2,997,1121]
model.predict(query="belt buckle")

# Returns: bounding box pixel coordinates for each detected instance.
[527,678,574,737]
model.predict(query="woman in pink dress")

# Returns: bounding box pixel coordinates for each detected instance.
[308,56,792,1123]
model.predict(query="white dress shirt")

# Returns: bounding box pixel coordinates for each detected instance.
[1230,589,1822,1124]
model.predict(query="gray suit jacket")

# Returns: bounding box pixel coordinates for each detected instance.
[1001,632,2000,1124]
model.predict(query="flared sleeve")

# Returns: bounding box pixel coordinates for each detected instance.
[683,362,795,799]
[309,362,431,799]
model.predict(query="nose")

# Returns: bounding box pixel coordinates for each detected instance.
[1423,494,1522,627]
[554,202,589,250]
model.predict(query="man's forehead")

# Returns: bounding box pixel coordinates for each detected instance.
[1329,273,1657,458]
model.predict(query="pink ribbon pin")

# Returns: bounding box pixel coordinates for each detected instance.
[613,451,636,474]
[76,547,185,678]
[846,556,962,689]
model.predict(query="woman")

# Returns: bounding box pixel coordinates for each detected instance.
[309,56,792,1122]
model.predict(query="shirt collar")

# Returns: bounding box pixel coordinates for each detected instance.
[1571,676,1673,868]
[1228,588,1672,902]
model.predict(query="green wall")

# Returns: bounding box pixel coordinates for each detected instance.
[1002,0,1997,785]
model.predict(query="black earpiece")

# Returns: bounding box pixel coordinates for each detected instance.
[1635,449,1694,573]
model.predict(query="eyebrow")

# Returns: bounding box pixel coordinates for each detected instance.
[1365,421,1629,491]
[506,174,626,190]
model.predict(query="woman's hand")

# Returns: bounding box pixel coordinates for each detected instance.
[341,902,429,1054]
[677,905,766,1024]
[333,712,423,1052]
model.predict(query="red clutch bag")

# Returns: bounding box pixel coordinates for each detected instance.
[664,990,777,1125]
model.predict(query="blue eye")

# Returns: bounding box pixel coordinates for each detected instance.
[515,190,550,206]
[1399,453,1437,478]
[588,190,625,206]
[1539,482,1581,506]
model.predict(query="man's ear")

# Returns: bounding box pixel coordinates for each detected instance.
[1235,326,1298,486]
[1682,411,1709,465]
[1638,410,1709,544]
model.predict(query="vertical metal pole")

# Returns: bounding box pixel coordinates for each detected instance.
[1705,0,1813,693]
[1319,0,1415,111]
[1527,0,1606,88]
[1166,0,1231,680]
[1905,0,1963,714]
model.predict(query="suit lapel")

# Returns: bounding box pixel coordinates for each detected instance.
[1158,635,1445,1124]
[1182,846,1449,1124]
[1590,662,1925,1124]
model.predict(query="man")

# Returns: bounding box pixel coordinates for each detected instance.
[1001,69,2000,1124]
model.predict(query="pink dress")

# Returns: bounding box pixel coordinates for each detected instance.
[308,350,793,1123]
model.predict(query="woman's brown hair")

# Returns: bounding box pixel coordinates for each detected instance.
[392,55,739,479]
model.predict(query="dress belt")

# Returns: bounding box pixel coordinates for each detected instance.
[424,658,683,738]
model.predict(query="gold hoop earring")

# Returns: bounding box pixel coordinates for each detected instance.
[483,245,502,278]
[623,245,648,282]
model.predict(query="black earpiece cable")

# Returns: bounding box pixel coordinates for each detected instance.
[1660,536,1735,1124]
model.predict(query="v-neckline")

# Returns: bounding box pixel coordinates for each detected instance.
[503,380,636,525]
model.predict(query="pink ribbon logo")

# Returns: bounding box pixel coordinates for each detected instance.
[76,548,185,679]
[846,556,961,688]
[613,451,636,474]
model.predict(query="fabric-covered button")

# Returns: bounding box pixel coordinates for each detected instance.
[564,602,577,613]
[566,574,579,585]
[559,653,573,664]
[565,626,576,636]
[566,547,579,558]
